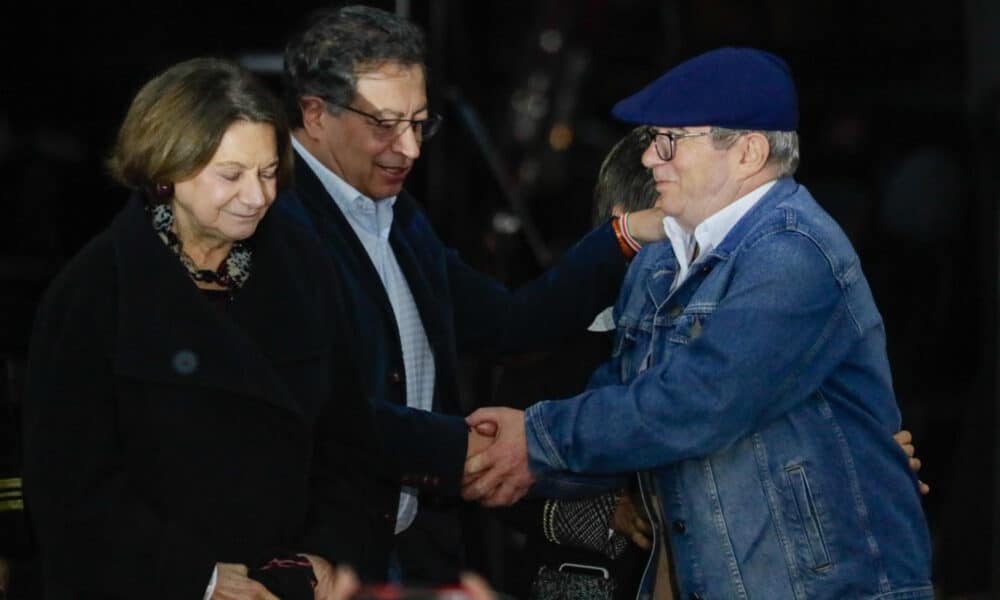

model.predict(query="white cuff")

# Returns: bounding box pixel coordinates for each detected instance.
[203,565,218,600]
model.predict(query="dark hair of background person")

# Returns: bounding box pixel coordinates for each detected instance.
[106,56,294,196]
[591,126,658,227]
[281,4,426,128]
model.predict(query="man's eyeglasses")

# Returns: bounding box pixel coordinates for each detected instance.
[647,128,710,161]
[335,103,444,142]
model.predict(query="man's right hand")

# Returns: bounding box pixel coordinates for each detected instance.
[464,421,498,487]
[212,563,279,600]
[462,407,536,507]
[468,421,498,458]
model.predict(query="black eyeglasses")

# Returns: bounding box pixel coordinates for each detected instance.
[647,128,710,161]
[334,103,443,142]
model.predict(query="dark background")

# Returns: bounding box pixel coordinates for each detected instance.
[2,1,998,598]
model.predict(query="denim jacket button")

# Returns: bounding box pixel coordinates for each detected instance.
[672,519,687,534]
[667,304,684,318]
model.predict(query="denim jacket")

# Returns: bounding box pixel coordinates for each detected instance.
[525,178,933,599]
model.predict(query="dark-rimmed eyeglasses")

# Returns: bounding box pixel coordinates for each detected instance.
[334,103,443,142]
[647,128,710,161]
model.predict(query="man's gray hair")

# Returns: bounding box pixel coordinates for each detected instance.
[710,128,799,177]
[282,4,426,128]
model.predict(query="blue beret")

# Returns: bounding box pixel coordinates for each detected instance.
[612,47,798,131]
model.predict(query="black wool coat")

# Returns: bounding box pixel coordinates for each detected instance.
[22,196,379,599]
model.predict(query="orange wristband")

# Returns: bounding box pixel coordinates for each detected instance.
[611,214,640,259]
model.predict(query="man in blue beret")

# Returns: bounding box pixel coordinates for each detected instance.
[462,47,933,599]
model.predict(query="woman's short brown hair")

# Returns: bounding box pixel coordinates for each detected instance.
[107,57,293,194]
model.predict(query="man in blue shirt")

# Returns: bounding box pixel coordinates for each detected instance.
[463,47,933,599]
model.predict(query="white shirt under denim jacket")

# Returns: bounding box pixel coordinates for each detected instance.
[525,177,933,600]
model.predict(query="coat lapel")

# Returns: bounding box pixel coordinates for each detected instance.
[286,158,455,410]
[110,196,321,416]
[289,155,399,332]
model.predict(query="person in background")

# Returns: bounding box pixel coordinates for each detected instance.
[276,4,667,585]
[22,57,374,600]
[464,47,934,599]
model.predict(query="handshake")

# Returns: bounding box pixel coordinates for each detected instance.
[461,407,536,507]
[460,407,655,552]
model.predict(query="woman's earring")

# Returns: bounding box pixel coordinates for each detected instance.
[155,182,174,198]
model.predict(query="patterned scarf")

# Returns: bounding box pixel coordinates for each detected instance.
[147,202,252,291]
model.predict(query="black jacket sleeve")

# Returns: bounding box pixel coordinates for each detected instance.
[450,222,627,355]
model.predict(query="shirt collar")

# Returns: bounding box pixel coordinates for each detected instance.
[291,135,396,237]
[663,179,777,275]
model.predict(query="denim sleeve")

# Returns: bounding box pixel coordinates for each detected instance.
[582,353,622,390]
[526,230,867,476]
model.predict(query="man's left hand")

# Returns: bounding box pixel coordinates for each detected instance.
[612,490,652,550]
[463,407,536,507]
[894,430,930,495]
[625,207,667,244]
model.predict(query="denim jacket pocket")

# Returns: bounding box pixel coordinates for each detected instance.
[663,313,704,345]
[784,464,833,571]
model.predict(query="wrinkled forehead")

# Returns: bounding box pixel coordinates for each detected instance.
[352,62,428,114]
[354,60,425,84]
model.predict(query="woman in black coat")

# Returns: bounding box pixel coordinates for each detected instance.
[21,57,376,600]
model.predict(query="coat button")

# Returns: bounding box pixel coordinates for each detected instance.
[388,371,403,384]
[667,305,683,318]
[672,519,686,534]
[172,349,199,375]
[382,512,394,521]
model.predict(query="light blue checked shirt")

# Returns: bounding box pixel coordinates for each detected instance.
[292,137,435,534]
